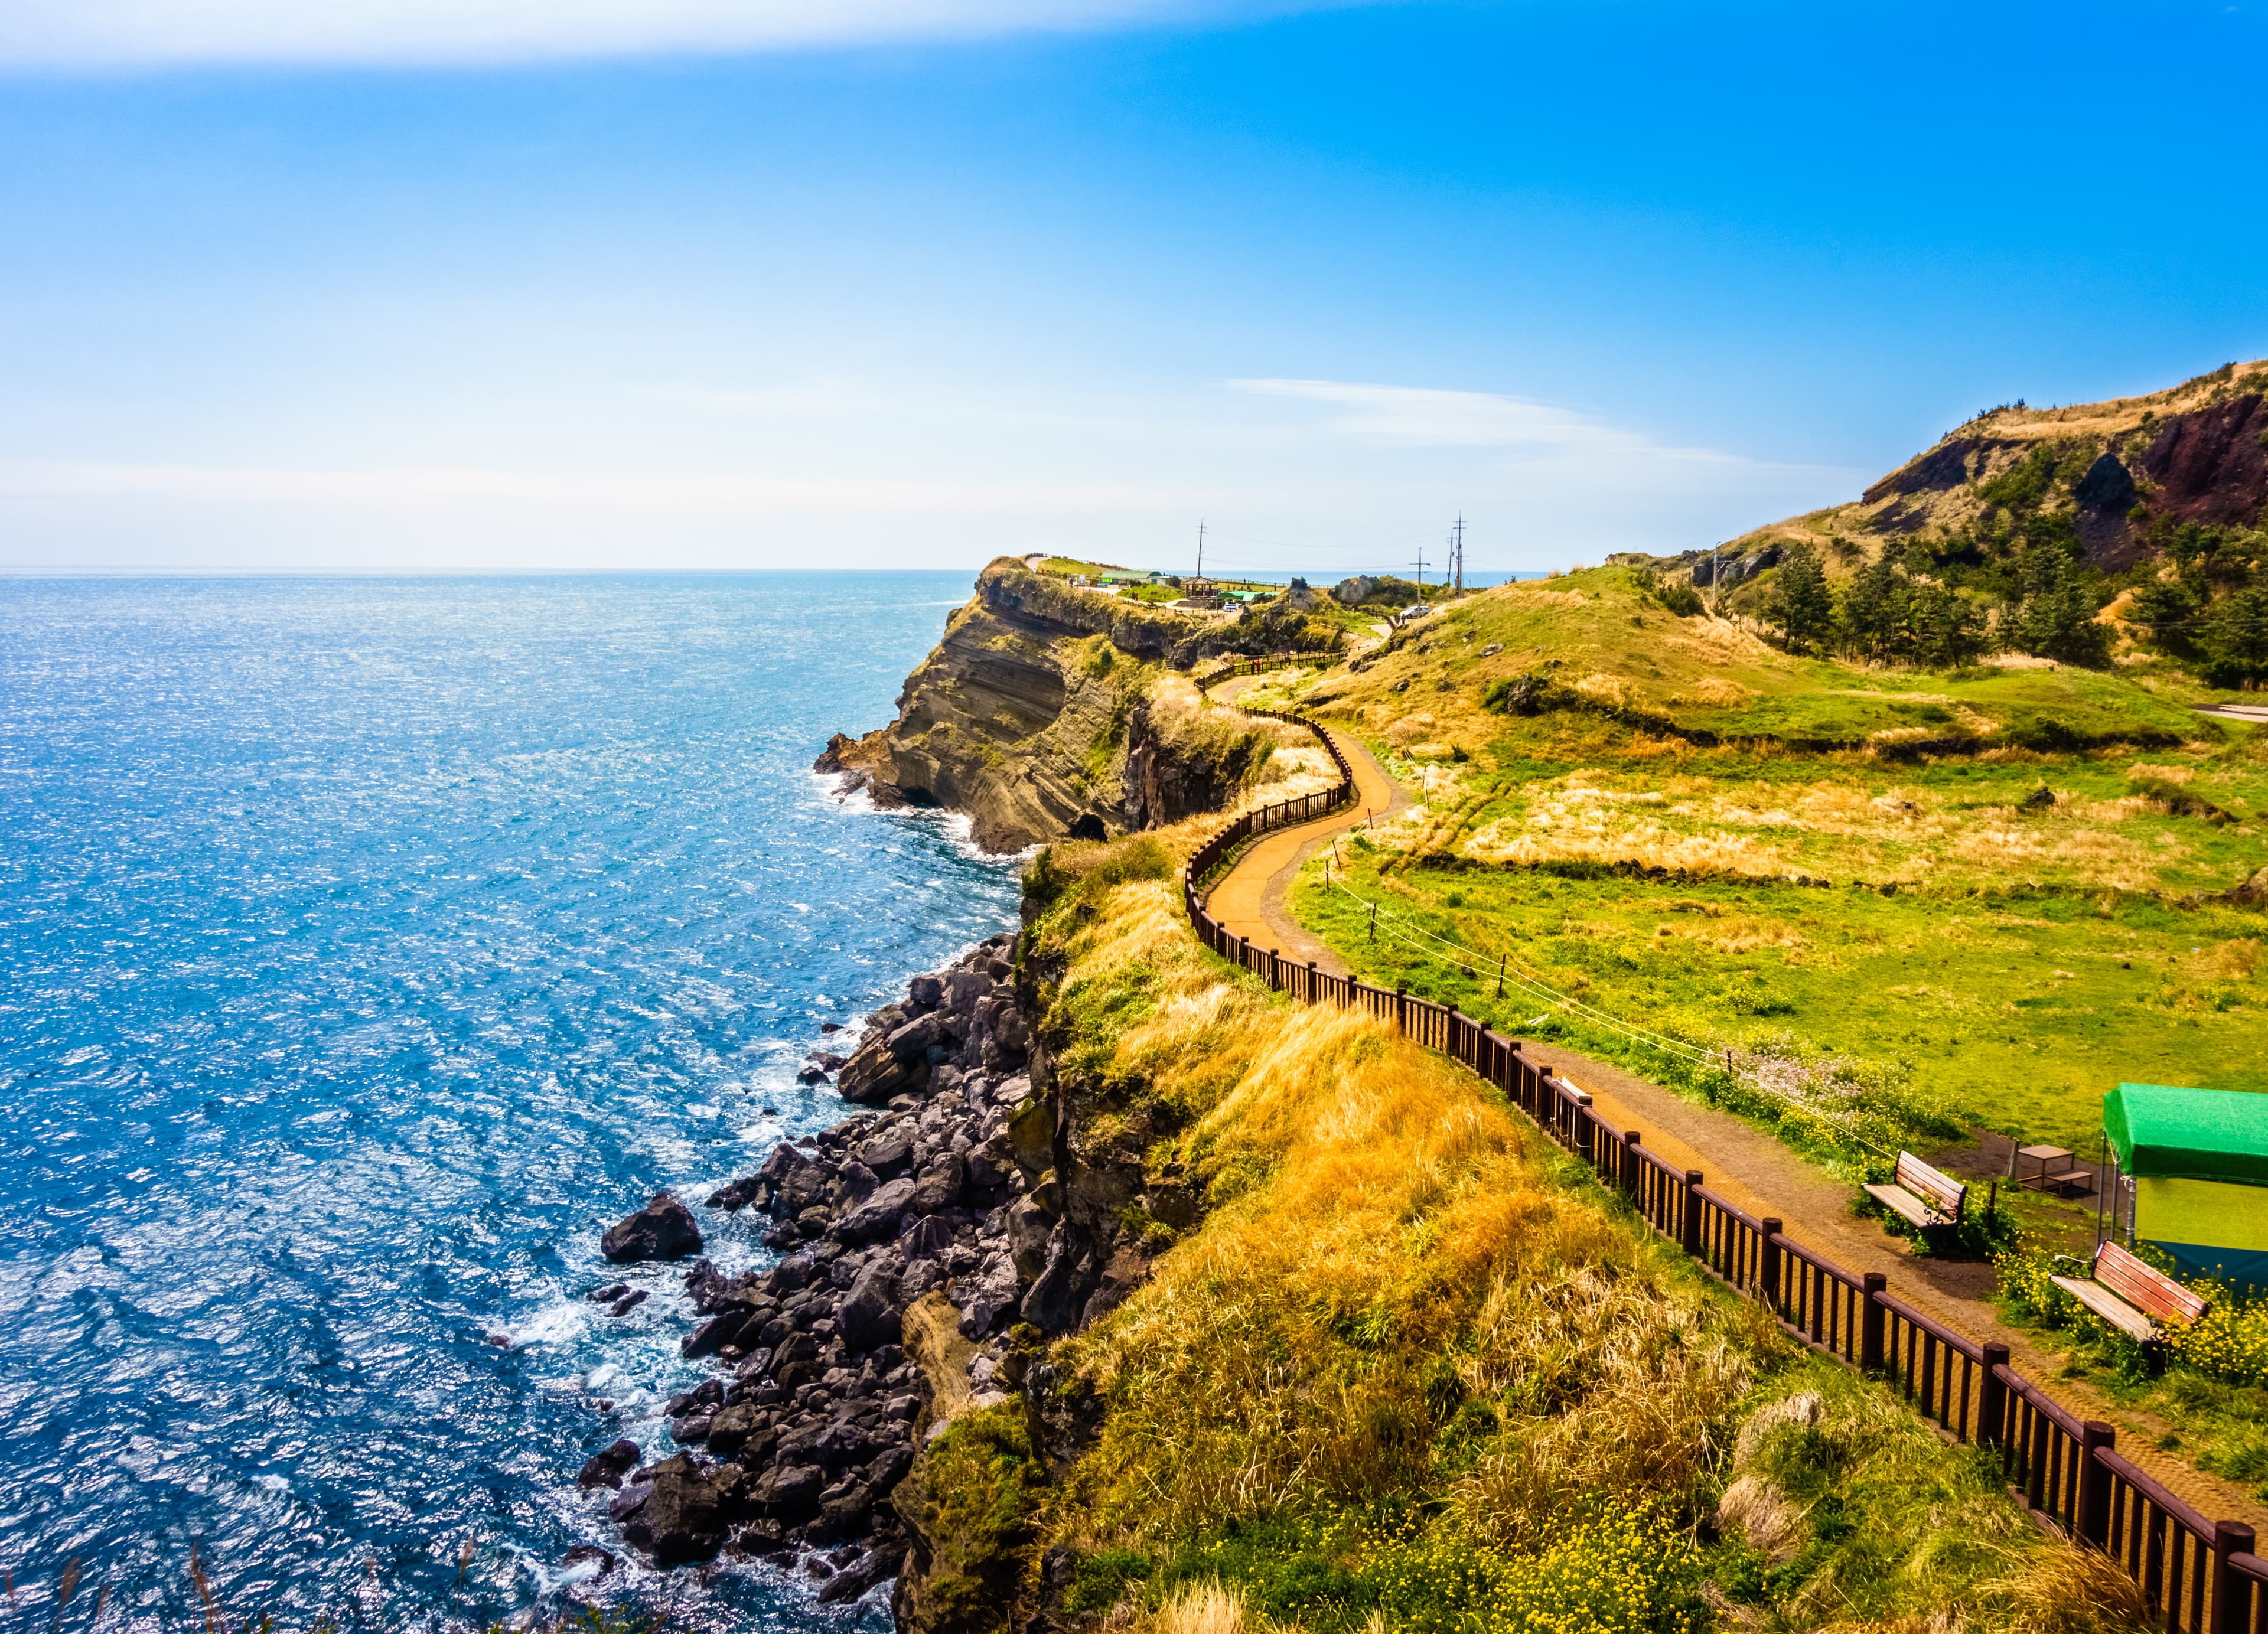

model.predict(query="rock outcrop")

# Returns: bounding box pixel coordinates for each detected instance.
[601,1193,703,1263]
[816,559,1284,852]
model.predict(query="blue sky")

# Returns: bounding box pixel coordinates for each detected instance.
[1,0,2263,574]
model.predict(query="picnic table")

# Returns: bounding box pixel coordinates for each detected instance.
[2014,1144,2092,1196]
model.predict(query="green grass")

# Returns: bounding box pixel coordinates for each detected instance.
[1296,836,2268,1153]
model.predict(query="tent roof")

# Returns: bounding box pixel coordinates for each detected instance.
[2106,1084,2268,1185]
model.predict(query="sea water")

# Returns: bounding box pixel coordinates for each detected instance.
[0,573,1021,1633]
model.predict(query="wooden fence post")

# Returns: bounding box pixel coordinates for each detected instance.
[1308,959,1318,1003]
[1977,1343,2010,1450]
[1621,1129,1642,1207]
[1860,1273,1886,1372]
[2214,1521,2256,1634]
[1395,984,1407,1034]
[2077,1422,2115,1551]
[1681,1170,1703,1258]
[1759,1219,1783,1313]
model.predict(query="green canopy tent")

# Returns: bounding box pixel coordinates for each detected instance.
[2105,1083,2268,1286]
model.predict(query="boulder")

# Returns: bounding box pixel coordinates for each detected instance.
[620,1455,726,1567]
[816,1474,875,1538]
[681,1310,747,1359]
[835,1176,919,1243]
[954,1253,1021,1338]
[840,1041,926,1106]
[858,1128,917,1177]
[902,1214,955,1260]
[601,1193,703,1264]
[816,1545,897,1605]
[705,1403,770,1457]
[755,1461,827,1521]
[910,1153,966,1215]
[838,1267,904,1353]
[577,1439,641,1491]
[562,1544,617,1578]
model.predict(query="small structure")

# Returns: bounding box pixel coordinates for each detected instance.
[2105,1082,2268,1286]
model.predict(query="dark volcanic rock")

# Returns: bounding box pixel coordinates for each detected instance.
[621,1454,726,1566]
[577,1439,641,1491]
[838,1267,903,1352]
[835,1176,918,1242]
[601,1193,703,1263]
[839,1041,926,1106]
[755,1462,827,1521]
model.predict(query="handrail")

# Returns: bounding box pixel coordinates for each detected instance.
[1174,683,2254,1633]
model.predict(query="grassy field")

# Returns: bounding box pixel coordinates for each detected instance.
[917,826,2156,1634]
[1237,567,2268,1156]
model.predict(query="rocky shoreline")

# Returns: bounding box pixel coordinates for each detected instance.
[576,929,1057,1612]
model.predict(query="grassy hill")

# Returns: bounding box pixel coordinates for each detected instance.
[908,826,2143,1633]
[1239,568,2268,1154]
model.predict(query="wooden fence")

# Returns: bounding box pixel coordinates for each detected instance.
[1181,700,2267,1633]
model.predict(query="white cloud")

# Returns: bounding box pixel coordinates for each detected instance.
[0,0,1257,68]
[1227,377,1793,468]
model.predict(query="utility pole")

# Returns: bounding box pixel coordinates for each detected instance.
[1196,521,1205,583]
[1412,547,1428,593]
[1452,514,1465,594]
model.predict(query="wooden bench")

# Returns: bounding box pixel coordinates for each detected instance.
[2049,1241,2209,1343]
[1864,1150,1969,1237]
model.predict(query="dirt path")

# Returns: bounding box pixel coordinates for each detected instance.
[1203,677,1406,973]
[1196,683,2268,1531]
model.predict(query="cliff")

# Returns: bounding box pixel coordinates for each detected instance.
[817,559,1288,853]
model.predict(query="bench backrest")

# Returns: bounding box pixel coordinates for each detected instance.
[1894,1150,1968,1217]
[2095,1241,2209,1327]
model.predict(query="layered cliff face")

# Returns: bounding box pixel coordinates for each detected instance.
[818,560,1283,853]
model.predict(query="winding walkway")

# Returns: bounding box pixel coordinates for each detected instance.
[1197,679,2268,1533]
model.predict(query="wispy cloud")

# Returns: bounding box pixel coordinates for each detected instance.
[0,0,1272,68]
[1227,377,1824,472]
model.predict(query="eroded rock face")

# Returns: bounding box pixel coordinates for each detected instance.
[813,560,1276,853]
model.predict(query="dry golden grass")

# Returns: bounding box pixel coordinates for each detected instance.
[1036,873,1748,1547]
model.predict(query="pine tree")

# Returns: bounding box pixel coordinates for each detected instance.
[1769,546,1834,654]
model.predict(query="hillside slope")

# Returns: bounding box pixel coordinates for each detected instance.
[1679,360,2267,585]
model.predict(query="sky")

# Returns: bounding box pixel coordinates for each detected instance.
[0,0,2264,576]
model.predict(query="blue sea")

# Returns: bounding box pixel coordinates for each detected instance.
[0,573,1021,1633]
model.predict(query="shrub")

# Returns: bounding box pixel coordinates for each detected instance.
[2167,1292,2268,1388]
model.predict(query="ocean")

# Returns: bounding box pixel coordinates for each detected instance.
[0,572,1021,1633]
